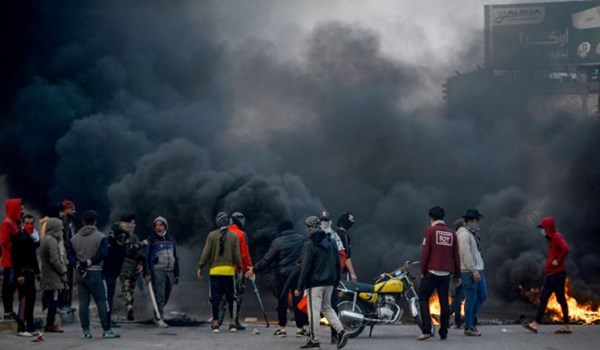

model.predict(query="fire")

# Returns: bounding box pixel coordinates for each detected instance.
[428,293,463,325]
[520,279,600,324]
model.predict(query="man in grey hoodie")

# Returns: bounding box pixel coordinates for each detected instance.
[67,210,120,339]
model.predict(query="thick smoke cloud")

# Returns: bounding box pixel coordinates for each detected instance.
[1,0,599,313]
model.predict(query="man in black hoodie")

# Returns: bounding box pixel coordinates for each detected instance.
[246,220,308,337]
[295,216,350,350]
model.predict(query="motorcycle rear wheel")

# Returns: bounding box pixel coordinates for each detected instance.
[337,300,366,338]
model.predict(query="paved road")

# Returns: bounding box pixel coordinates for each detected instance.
[1,319,598,350]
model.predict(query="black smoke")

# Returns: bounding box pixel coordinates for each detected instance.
[0,0,599,314]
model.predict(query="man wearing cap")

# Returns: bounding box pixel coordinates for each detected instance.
[523,216,571,334]
[144,216,180,328]
[295,216,350,350]
[457,209,487,336]
[197,212,242,333]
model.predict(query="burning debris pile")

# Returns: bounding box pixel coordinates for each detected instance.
[519,279,600,325]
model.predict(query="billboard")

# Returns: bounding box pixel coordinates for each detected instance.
[485,1,600,68]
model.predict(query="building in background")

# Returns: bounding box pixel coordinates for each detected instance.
[445,0,600,119]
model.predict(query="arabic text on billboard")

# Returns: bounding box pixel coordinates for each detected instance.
[485,1,600,68]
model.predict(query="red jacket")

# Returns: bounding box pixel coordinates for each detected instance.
[539,216,570,276]
[420,221,460,276]
[229,224,253,273]
[1,198,22,268]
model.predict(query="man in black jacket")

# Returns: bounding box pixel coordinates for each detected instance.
[294,216,350,350]
[246,220,308,337]
[12,214,40,337]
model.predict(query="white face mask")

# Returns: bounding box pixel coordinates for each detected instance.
[320,220,332,232]
[539,229,546,237]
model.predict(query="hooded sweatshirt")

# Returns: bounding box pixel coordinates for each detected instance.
[539,216,570,276]
[68,225,108,271]
[40,218,68,290]
[297,229,341,291]
[145,216,179,277]
[1,198,22,268]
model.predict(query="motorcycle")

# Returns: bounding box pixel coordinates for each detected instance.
[336,261,423,338]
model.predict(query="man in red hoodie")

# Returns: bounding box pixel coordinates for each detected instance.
[523,216,571,334]
[1,198,23,320]
[220,212,253,330]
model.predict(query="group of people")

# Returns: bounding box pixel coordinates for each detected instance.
[1,197,573,346]
[418,205,572,341]
[0,198,182,339]
[197,210,355,350]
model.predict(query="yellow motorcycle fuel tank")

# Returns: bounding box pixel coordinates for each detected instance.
[357,279,404,304]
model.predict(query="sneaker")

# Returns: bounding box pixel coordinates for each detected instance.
[273,328,287,337]
[300,341,321,349]
[211,320,220,333]
[296,328,309,337]
[464,327,481,337]
[336,330,350,349]
[126,306,134,321]
[82,331,93,339]
[102,330,121,339]
[416,333,434,340]
[4,312,17,320]
[154,319,169,328]
[229,324,237,332]
[17,331,34,337]
[44,325,65,333]
[234,321,246,330]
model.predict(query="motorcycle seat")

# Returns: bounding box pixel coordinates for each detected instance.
[339,281,374,293]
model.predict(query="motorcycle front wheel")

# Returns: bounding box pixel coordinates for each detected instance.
[337,300,366,338]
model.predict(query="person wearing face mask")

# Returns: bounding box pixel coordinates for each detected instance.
[103,223,130,327]
[197,212,242,333]
[335,212,357,282]
[523,216,571,335]
[457,209,487,337]
[144,216,180,328]
[118,215,145,321]
[12,213,41,336]
[1,198,23,320]
[320,211,346,344]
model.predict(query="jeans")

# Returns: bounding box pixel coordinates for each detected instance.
[419,273,450,338]
[450,283,464,326]
[105,273,118,321]
[76,270,110,331]
[151,270,175,318]
[461,270,488,329]
[16,270,36,332]
[2,267,16,314]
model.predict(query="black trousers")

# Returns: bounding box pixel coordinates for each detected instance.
[535,271,569,324]
[210,275,236,321]
[419,273,450,338]
[16,270,36,332]
[43,290,61,327]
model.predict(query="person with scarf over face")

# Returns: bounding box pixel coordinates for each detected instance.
[12,214,41,336]
[295,216,350,350]
[144,216,180,328]
[457,209,487,337]
[335,212,357,282]
[197,212,242,333]
[523,216,571,335]
[1,198,23,320]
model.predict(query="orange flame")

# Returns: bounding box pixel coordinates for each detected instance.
[428,293,463,326]
[520,279,599,324]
